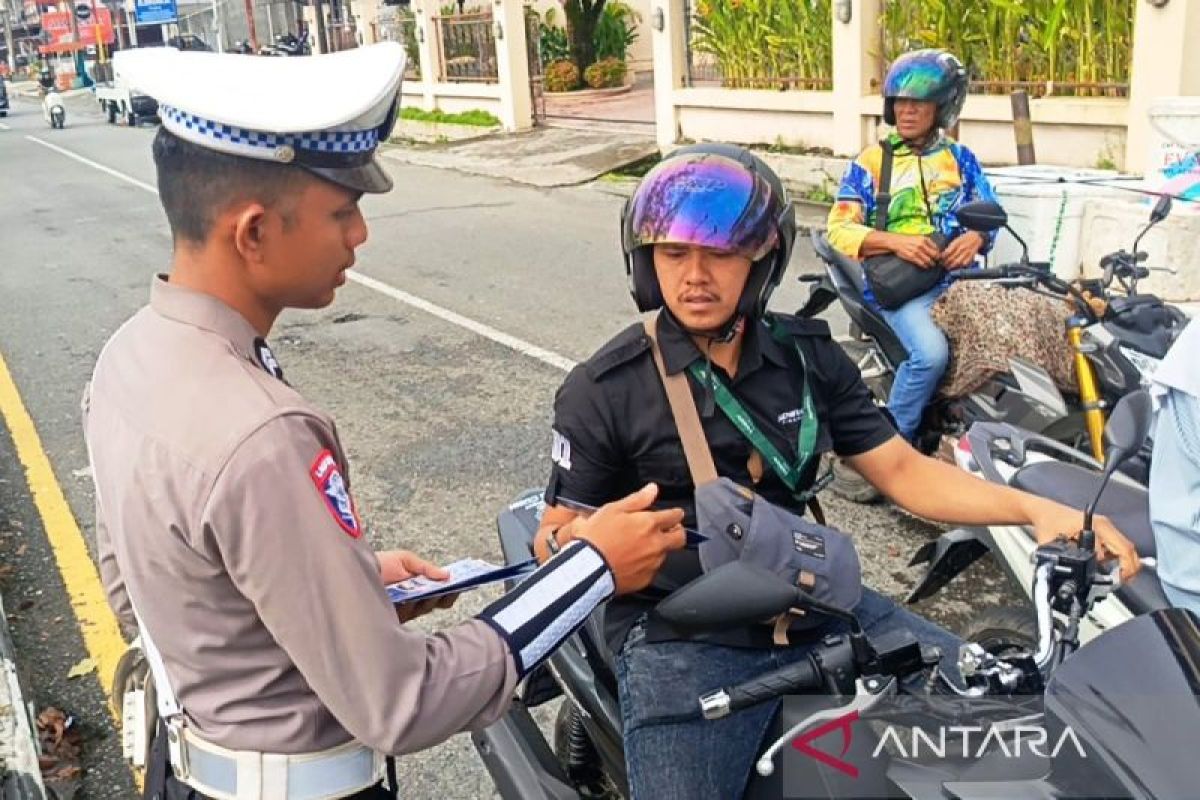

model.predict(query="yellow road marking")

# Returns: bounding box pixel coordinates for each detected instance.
[0,351,127,716]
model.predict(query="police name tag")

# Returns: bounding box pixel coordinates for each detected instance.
[386,558,537,604]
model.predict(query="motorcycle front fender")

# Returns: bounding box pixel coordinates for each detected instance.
[906,527,996,604]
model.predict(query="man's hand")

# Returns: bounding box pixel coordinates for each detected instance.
[940,231,984,270]
[376,550,459,623]
[848,438,1140,581]
[377,550,450,585]
[889,234,941,269]
[572,483,686,595]
[1026,501,1140,581]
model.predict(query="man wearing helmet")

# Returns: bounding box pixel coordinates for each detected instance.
[533,142,1138,799]
[827,49,999,443]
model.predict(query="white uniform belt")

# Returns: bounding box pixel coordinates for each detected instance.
[176,728,383,800]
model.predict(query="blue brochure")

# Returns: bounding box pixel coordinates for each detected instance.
[387,558,538,604]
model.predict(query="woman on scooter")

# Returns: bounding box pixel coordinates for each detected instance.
[826,49,998,442]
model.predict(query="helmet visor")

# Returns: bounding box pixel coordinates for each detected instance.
[884,50,954,101]
[627,154,779,261]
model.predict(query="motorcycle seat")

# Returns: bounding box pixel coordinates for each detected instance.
[1010,460,1171,615]
[1009,460,1155,558]
[810,233,910,367]
[1119,568,1172,616]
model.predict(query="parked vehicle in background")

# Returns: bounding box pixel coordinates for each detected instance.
[94,67,158,127]
[167,34,212,52]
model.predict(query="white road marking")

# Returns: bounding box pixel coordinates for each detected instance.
[26,135,159,193]
[26,136,581,373]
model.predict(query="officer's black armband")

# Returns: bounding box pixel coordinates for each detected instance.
[477,540,614,678]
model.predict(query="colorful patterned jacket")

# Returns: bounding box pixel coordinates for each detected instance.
[826,133,998,298]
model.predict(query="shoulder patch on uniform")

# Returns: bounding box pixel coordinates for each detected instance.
[309,449,361,538]
[551,429,572,471]
[253,337,285,381]
[585,323,651,381]
[769,313,832,339]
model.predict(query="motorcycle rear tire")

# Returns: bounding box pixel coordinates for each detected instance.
[959,606,1038,657]
[827,454,882,504]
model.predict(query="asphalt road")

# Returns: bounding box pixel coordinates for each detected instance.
[0,93,1015,799]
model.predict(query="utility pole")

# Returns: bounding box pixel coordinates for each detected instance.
[211,0,222,51]
[2,3,16,74]
[313,0,327,53]
[243,0,257,49]
[90,0,107,65]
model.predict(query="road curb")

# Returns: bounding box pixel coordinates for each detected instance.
[0,592,47,799]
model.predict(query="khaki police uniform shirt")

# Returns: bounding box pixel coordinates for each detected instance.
[85,276,517,755]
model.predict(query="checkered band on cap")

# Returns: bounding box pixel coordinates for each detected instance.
[160,104,379,161]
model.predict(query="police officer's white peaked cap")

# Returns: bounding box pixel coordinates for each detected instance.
[113,43,406,193]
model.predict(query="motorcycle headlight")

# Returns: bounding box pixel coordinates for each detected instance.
[1118,345,1162,387]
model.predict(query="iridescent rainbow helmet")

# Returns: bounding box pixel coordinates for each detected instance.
[883,49,968,132]
[620,143,796,320]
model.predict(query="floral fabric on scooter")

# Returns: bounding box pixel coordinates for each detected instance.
[929,281,1076,398]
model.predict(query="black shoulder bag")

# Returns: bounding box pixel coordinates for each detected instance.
[862,138,946,310]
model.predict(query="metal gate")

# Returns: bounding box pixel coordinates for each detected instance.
[524,9,545,125]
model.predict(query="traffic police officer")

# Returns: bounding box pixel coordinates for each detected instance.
[533,144,1141,799]
[84,44,684,800]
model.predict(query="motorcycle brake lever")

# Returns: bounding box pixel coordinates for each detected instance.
[754,677,896,777]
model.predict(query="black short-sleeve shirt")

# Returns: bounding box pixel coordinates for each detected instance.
[544,311,895,650]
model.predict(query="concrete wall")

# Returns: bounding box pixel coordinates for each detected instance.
[1125,0,1200,173]
[653,0,1197,174]
[399,83,503,117]
[673,87,1128,169]
[392,0,530,131]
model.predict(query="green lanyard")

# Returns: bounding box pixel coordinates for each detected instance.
[687,321,819,496]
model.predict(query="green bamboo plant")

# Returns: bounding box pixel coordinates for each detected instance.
[690,0,833,89]
[881,0,1134,97]
[689,0,1130,95]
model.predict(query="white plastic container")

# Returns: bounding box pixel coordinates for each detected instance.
[985,165,1129,279]
[1145,96,1200,204]
[1079,194,1200,302]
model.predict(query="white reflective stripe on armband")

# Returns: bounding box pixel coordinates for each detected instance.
[477,540,614,676]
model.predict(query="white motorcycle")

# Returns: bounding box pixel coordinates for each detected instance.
[42,88,66,129]
[908,415,1163,651]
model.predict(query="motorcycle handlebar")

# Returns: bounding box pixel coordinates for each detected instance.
[702,655,823,719]
[954,268,1012,281]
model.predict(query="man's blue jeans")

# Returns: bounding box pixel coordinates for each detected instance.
[615,589,962,800]
[878,285,950,441]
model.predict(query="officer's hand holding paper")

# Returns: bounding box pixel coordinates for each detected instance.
[377,550,462,622]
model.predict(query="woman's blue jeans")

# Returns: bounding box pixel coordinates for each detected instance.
[878,284,950,441]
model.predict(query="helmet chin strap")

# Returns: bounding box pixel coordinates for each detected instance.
[664,309,745,418]
[668,309,744,345]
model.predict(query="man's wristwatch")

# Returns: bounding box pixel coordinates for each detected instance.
[546,526,563,555]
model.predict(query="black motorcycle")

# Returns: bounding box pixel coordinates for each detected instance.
[804,198,1188,501]
[472,392,1200,799]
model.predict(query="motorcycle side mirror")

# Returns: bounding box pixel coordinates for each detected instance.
[956,200,1031,264]
[1150,194,1173,225]
[954,200,1008,233]
[1132,195,1173,260]
[1101,389,1153,470]
[1082,390,1153,540]
[655,561,799,632]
